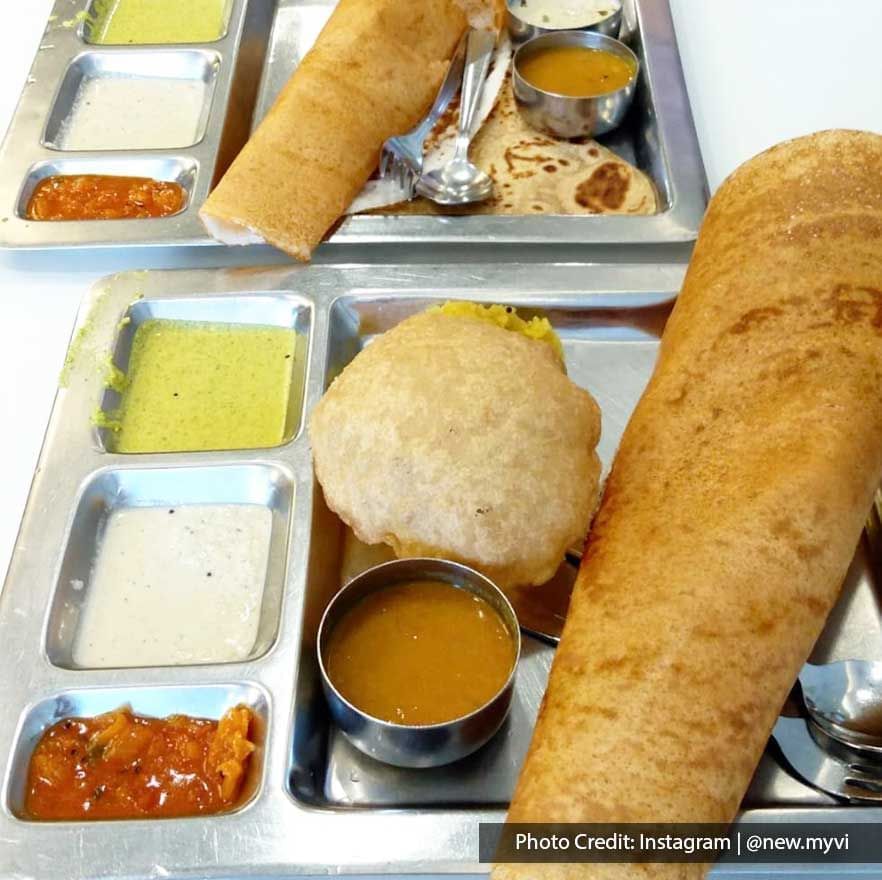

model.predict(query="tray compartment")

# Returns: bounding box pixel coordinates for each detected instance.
[45,463,294,670]
[43,49,221,151]
[4,682,269,821]
[16,156,198,220]
[97,292,311,452]
[81,0,238,44]
[252,0,666,208]
[288,291,670,808]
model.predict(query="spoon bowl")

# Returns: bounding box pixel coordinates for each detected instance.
[415,160,493,206]
[800,659,882,752]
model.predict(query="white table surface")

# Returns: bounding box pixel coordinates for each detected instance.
[0,1,879,876]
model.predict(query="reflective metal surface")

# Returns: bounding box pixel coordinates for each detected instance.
[0,0,705,251]
[512,32,638,138]
[801,659,882,752]
[1,262,879,879]
[773,716,882,804]
[414,29,495,207]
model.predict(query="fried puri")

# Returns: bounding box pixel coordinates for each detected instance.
[309,309,601,589]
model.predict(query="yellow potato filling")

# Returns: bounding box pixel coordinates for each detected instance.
[429,301,564,361]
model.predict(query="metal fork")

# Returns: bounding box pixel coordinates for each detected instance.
[378,32,468,199]
[773,715,882,803]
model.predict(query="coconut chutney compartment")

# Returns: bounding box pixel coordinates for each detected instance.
[96,293,310,454]
[42,50,220,151]
[81,0,237,45]
[45,463,293,670]
[5,682,269,821]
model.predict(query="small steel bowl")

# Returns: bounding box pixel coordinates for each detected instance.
[317,558,520,768]
[512,30,639,139]
[506,0,622,43]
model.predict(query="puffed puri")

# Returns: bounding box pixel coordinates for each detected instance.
[309,310,602,591]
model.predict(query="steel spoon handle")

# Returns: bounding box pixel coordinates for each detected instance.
[454,28,496,160]
[412,34,467,143]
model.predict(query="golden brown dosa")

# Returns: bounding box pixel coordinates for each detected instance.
[200,0,502,260]
[494,129,882,880]
[387,78,657,216]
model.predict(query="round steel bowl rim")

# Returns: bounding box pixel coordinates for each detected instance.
[316,557,522,733]
[506,0,622,33]
[512,30,640,101]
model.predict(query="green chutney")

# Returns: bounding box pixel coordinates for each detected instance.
[109,319,298,453]
[89,0,228,45]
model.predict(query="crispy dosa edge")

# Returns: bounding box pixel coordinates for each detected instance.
[199,0,469,260]
[493,130,882,880]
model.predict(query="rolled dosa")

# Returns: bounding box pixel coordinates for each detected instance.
[494,129,882,880]
[200,0,501,260]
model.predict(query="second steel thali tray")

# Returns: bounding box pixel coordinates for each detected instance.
[0,0,706,252]
[0,263,879,879]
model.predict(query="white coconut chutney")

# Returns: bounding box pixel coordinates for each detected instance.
[72,504,272,667]
[510,0,620,29]
[57,76,207,150]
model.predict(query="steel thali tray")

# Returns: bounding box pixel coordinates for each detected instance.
[0,0,275,250]
[0,0,706,252]
[0,262,879,878]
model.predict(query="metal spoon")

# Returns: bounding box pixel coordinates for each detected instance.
[415,28,495,206]
[800,659,882,752]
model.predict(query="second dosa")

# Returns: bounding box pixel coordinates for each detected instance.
[200,0,501,260]
[494,129,882,879]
